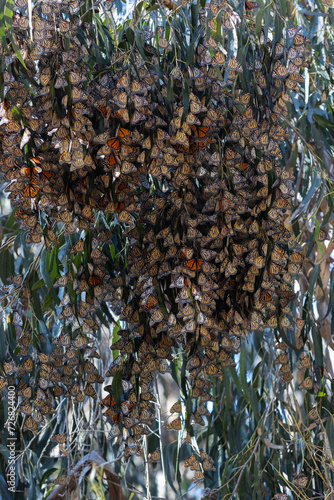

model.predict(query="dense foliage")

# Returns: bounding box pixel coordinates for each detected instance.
[0,0,333,498]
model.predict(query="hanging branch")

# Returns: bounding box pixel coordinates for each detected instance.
[45,451,123,500]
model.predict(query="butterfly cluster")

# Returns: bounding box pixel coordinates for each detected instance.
[0,0,311,469]
[3,323,103,435]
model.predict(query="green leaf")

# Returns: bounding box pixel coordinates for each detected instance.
[163,443,178,495]
[40,249,53,288]
[0,475,13,500]
[0,320,5,362]
[325,418,334,457]
[3,0,27,69]
[27,479,36,500]
[112,368,122,406]
[146,4,159,11]
[229,366,243,394]
[40,468,58,485]
[134,1,144,20]
[308,263,320,299]
[135,31,147,60]
[167,78,174,105]
[126,27,134,45]
[181,79,190,123]
[31,279,46,290]
[255,4,268,41]
[0,443,9,463]
[311,320,324,369]
[248,385,260,422]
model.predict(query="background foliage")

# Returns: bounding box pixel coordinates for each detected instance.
[0,0,333,498]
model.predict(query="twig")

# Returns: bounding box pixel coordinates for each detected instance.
[214,399,274,498]
[229,436,261,498]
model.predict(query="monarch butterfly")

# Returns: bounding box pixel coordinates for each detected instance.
[202,458,216,471]
[145,295,158,310]
[121,161,137,174]
[52,434,67,444]
[38,352,53,363]
[272,65,288,79]
[72,335,91,349]
[108,424,121,440]
[20,401,37,417]
[318,229,328,242]
[280,315,291,328]
[287,26,302,39]
[22,358,34,371]
[17,332,31,350]
[101,394,116,408]
[296,318,305,330]
[167,417,182,430]
[88,275,103,286]
[307,407,321,422]
[18,386,32,399]
[150,449,161,461]
[279,363,290,375]
[70,240,85,254]
[298,354,312,368]
[132,80,148,94]
[59,304,74,320]
[114,108,129,122]
[186,258,203,271]
[23,416,38,434]
[117,127,131,138]
[21,165,41,178]
[188,99,204,115]
[191,125,211,138]
[185,454,198,468]
[293,33,310,46]
[281,371,293,383]
[59,19,74,33]
[88,373,105,384]
[288,61,299,75]
[84,384,97,399]
[299,377,313,390]
[52,385,64,397]
[212,51,225,66]
[290,252,303,264]
[228,57,242,72]
[22,179,40,198]
[275,351,289,365]
[293,473,308,488]
[193,470,204,483]
[17,346,28,358]
[115,73,129,90]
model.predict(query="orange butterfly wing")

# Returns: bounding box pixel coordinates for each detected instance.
[88,275,103,286]
[186,258,203,271]
[245,1,259,10]
[117,127,131,138]
[108,152,117,167]
[107,138,120,151]
[22,179,40,198]
[101,394,116,407]
[192,125,210,138]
